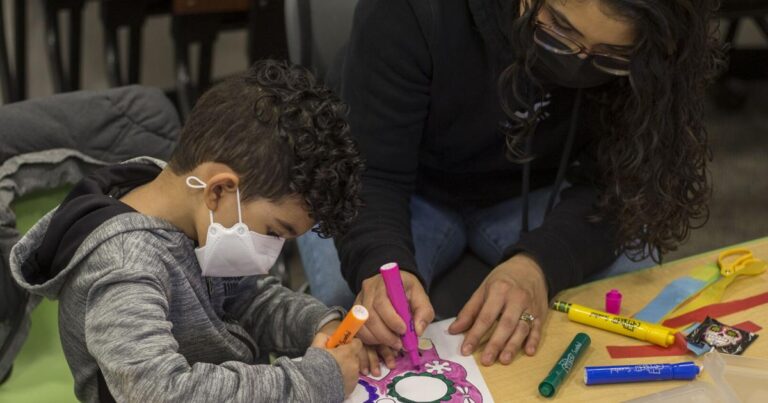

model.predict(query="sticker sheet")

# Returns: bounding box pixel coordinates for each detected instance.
[344,319,494,403]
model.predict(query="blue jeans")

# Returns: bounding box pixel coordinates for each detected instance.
[297,186,653,308]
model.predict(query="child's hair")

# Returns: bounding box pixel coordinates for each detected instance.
[168,60,364,238]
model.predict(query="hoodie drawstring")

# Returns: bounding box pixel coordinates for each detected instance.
[520,88,583,232]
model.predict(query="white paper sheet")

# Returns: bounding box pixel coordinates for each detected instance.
[344,318,495,403]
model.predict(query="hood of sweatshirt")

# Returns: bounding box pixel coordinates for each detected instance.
[468,0,519,66]
[10,157,164,299]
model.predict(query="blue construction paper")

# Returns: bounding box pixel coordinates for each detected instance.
[634,277,709,323]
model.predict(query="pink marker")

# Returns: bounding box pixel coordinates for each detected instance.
[605,289,622,315]
[379,262,421,368]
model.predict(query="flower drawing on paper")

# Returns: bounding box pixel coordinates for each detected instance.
[425,360,452,375]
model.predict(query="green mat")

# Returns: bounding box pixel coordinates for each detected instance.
[0,186,78,402]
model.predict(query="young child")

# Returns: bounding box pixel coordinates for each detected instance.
[10,60,369,402]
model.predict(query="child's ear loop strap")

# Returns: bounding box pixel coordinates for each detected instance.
[186,176,207,189]
[186,176,215,224]
[235,187,243,223]
[185,176,242,224]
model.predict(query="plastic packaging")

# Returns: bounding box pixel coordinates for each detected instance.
[624,352,768,402]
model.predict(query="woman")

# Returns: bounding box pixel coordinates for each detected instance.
[299,0,722,366]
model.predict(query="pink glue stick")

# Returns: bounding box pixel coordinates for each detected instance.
[379,262,421,368]
[605,289,622,315]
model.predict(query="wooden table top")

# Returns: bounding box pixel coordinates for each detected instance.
[476,237,768,402]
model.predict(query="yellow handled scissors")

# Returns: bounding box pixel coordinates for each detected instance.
[717,248,757,276]
[667,248,766,319]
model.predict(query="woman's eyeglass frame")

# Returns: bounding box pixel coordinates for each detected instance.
[532,8,633,77]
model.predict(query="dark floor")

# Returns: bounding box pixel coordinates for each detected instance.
[289,80,768,290]
[668,80,768,260]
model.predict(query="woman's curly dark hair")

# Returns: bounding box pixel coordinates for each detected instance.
[500,0,725,261]
[169,59,364,238]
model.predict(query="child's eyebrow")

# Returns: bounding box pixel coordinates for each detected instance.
[276,218,297,237]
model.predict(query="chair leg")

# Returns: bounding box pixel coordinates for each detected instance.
[101,0,148,87]
[42,0,85,93]
[0,2,13,102]
[173,24,194,119]
[68,3,83,90]
[172,14,222,119]
[127,24,143,84]
[13,0,26,100]
[103,26,123,87]
[103,24,144,87]
[43,1,66,92]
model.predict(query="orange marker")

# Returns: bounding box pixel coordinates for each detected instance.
[326,305,369,348]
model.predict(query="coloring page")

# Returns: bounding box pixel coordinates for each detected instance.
[344,319,494,403]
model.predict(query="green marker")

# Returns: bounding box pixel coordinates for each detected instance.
[538,333,591,398]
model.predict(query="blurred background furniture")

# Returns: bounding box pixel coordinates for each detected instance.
[100,0,170,87]
[0,0,763,111]
[171,0,288,118]
[170,0,249,118]
[41,0,85,93]
[5,0,289,113]
[714,0,768,109]
[0,0,26,103]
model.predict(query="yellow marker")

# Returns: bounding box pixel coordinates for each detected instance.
[552,301,676,347]
[326,305,369,348]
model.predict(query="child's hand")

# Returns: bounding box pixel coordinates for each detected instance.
[316,321,395,377]
[312,333,362,397]
[317,320,341,338]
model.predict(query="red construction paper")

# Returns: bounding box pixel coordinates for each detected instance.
[662,292,768,328]
[734,321,763,333]
[606,332,689,358]
[605,321,762,359]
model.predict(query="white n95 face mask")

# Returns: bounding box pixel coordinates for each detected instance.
[187,176,285,277]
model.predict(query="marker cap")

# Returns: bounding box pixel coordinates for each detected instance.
[326,305,369,348]
[538,333,591,397]
[538,382,555,397]
[673,362,701,379]
[350,305,369,321]
[605,289,622,314]
[646,327,676,347]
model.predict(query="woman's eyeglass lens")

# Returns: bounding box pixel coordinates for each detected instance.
[533,24,631,77]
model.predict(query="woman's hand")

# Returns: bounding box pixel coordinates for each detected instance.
[354,271,435,349]
[448,253,549,366]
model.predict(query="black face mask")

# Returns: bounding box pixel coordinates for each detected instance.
[532,45,618,89]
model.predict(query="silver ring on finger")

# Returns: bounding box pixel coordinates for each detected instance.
[519,312,535,326]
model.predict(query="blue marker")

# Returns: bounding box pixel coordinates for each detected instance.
[584,362,701,385]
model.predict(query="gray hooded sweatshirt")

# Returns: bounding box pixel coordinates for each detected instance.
[9,157,345,402]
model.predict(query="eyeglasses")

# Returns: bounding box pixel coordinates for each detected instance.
[533,20,632,77]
